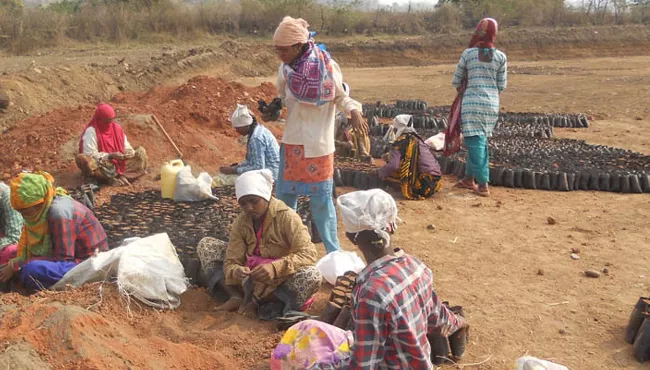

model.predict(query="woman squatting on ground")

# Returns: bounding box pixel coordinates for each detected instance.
[77,103,148,187]
[219,104,281,180]
[378,114,444,200]
[270,189,468,369]
[196,169,322,319]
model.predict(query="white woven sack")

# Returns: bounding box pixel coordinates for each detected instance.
[116,233,189,309]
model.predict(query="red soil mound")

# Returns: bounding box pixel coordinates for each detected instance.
[0,284,283,369]
[0,76,280,182]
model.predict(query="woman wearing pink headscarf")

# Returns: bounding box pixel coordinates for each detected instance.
[76,103,148,186]
[451,18,507,197]
[266,16,368,255]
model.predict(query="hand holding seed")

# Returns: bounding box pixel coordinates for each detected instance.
[233,266,250,280]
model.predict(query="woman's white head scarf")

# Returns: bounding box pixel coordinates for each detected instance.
[231,104,254,128]
[392,114,416,137]
[235,169,274,201]
[337,189,399,247]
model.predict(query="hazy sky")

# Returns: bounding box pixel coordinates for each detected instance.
[378,0,437,4]
[378,0,436,3]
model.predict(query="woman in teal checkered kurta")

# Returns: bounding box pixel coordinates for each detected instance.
[452,18,507,197]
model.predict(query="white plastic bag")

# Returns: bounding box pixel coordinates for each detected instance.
[174,166,218,202]
[514,357,569,370]
[117,233,189,309]
[425,132,446,151]
[212,173,238,188]
[316,250,366,285]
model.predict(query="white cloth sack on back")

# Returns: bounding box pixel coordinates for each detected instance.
[425,132,446,151]
[316,250,366,285]
[174,166,218,202]
[117,233,189,309]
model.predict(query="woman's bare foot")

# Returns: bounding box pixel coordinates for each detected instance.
[214,297,242,312]
[474,184,490,197]
[237,301,258,318]
[455,177,477,190]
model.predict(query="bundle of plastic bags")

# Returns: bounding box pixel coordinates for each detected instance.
[316,250,366,286]
[174,166,218,202]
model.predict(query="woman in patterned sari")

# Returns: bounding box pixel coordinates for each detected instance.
[378,115,443,200]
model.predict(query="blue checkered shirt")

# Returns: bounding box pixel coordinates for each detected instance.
[236,124,281,180]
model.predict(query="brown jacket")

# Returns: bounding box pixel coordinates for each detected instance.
[224,197,318,295]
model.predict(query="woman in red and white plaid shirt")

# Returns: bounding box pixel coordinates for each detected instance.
[270,189,468,369]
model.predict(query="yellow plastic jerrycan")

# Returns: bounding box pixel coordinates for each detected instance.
[161,159,185,199]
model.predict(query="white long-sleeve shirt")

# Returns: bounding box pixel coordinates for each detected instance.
[277,60,362,158]
[81,126,134,161]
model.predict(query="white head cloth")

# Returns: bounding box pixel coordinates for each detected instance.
[337,189,399,246]
[235,169,274,201]
[231,104,254,128]
[392,114,416,137]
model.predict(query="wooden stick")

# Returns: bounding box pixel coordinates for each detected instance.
[151,114,183,159]
[547,301,570,306]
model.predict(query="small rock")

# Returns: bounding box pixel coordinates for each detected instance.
[571,247,581,254]
[584,269,601,278]
[426,224,436,231]
[436,205,443,210]
[496,200,502,208]
[537,269,545,276]
[547,217,557,225]
[559,329,567,335]
[604,262,611,267]
[570,253,580,260]
[602,268,609,275]
[472,203,482,208]
[570,309,577,314]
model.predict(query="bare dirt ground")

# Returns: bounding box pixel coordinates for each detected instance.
[1,31,650,369]
[239,55,650,369]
